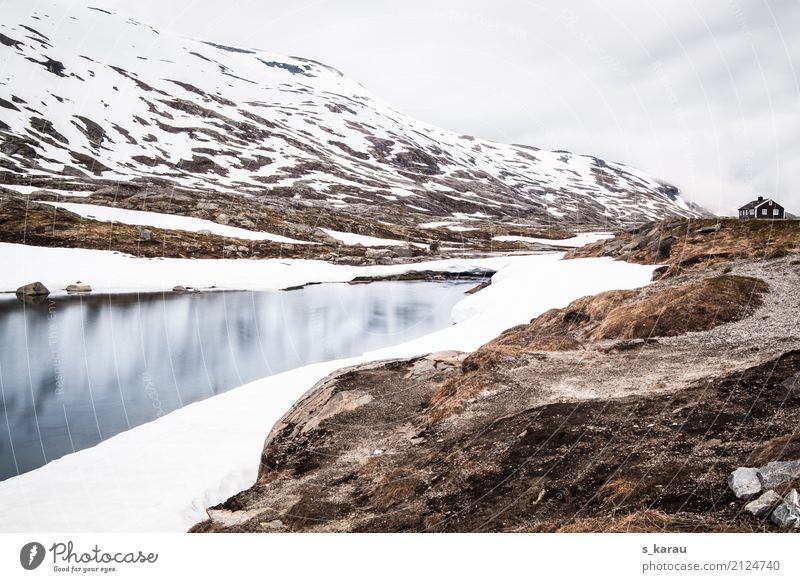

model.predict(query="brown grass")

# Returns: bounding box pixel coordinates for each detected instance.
[557,509,699,533]
[747,432,800,466]
[592,275,769,340]
[367,470,425,512]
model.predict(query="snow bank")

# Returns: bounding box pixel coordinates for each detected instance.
[1,185,94,197]
[0,252,656,532]
[493,232,614,247]
[320,228,409,247]
[35,201,312,244]
[0,242,505,295]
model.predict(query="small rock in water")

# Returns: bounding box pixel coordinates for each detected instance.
[728,467,761,499]
[15,281,49,296]
[66,281,92,293]
[744,490,783,517]
[770,489,800,529]
[757,460,800,491]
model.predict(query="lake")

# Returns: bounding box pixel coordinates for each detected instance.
[0,281,471,481]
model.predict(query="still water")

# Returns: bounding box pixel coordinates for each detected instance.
[0,281,470,481]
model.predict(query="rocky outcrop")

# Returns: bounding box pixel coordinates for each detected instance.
[567,218,800,277]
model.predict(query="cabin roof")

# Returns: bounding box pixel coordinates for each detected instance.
[738,198,781,211]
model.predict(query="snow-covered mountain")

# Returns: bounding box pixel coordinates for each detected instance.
[0,1,702,227]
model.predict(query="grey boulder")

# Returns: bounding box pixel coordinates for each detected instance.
[66,281,92,293]
[137,226,153,241]
[781,374,800,400]
[728,467,761,499]
[757,460,800,491]
[770,489,800,529]
[743,490,783,517]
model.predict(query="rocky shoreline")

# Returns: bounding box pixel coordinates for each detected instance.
[192,219,800,533]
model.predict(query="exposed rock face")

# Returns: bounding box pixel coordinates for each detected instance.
[15,281,49,296]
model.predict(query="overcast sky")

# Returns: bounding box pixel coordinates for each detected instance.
[95,0,799,214]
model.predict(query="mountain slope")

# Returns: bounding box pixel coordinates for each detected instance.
[0,1,702,232]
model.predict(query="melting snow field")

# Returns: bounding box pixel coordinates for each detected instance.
[492,232,614,247]
[0,242,492,294]
[34,201,313,244]
[1,185,94,197]
[320,228,412,247]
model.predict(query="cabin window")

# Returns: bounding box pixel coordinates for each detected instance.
[773,208,779,216]
[762,208,768,215]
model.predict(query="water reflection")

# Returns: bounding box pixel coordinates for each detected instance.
[0,281,469,481]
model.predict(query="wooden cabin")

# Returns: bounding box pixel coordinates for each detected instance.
[738,196,785,220]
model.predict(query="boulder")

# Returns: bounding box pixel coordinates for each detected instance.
[695,223,722,235]
[65,281,92,293]
[655,237,674,260]
[744,490,783,517]
[728,467,761,499]
[394,245,415,258]
[781,374,800,400]
[770,489,800,529]
[621,236,647,253]
[365,248,394,259]
[137,226,152,241]
[757,460,800,491]
[215,213,230,225]
[15,281,49,296]
[196,229,212,236]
